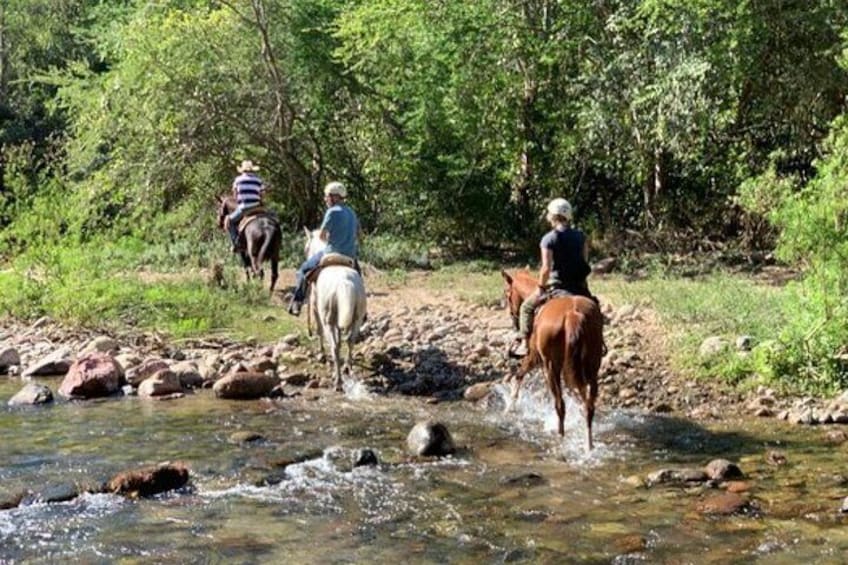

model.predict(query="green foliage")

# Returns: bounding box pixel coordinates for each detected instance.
[0,238,298,340]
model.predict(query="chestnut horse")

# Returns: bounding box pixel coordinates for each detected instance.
[217,195,281,294]
[501,270,604,450]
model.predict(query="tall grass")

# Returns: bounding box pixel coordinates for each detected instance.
[0,237,298,341]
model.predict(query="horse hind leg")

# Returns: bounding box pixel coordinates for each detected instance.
[544,357,565,437]
[583,376,598,451]
[269,258,278,294]
[331,326,343,392]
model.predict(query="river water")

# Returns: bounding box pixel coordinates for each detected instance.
[2,375,847,564]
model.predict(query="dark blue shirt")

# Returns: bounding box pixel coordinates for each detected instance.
[540,227,590,293]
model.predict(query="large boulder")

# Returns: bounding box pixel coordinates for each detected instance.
[406,421,456,456]
[22,347,73,377]
[138,370,183,398]
[59,352,125,399]
[106,462,190,497]
[8,383,54,406]
[213,371,280,399]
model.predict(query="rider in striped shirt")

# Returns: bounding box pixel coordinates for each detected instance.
[227,160,265,252]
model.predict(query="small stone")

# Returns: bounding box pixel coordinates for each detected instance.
[696,492,751,515]
[765,450,787,466]
[352,448,379,467]
[705,459,744,481]
[735,335,754,351]
[725,481,751,493]
[229,431,264,444]
[699,336,727,358]
[463,382,493,402]
[406,421,455,456]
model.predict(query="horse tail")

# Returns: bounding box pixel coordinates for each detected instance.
[256,226,275,266]
[336,280,358,336]
[336,274,366,341]
[563,304,586,388]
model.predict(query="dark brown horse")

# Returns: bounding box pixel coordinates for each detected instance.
[217,196,281,294]
[501,269,604,450]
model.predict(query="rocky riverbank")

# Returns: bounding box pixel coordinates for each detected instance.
[2,280,848,428]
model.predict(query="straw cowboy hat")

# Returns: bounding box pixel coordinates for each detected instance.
[237,160,260,173]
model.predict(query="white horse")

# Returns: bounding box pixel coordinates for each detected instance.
[303,228,367,391]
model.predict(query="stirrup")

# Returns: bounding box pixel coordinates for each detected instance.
[287,300,303,317]
[507,338,528,359]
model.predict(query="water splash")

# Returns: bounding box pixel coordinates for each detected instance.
[485,375,630,465]
[343,378,374,401]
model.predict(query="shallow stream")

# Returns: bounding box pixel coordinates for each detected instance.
[2,376,847,563]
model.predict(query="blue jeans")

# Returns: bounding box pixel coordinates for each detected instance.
[293,251,325,302]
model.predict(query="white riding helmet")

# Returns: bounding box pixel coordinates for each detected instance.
[546,198,572,220]
[324,181,347,198]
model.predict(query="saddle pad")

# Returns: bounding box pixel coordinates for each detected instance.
[237,207,267,233]
[319,253,355,269]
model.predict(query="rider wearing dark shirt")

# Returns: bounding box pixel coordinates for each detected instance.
[511,198,592,357]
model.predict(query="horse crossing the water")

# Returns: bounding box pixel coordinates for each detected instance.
[217,195,281,294]
[501,269,605,450]
[303,228,367,392]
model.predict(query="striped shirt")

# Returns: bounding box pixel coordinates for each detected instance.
[233,173,263,207]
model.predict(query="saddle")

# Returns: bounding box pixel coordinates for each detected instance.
[306,253,357,284]
[236,206,269,234]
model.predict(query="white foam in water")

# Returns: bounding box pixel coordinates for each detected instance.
[488,375,633,465]
[342,378,374,401]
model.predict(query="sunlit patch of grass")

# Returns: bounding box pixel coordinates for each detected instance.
[594,272,789,387]
[0,239,300,341]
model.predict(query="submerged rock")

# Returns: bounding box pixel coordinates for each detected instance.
[696,492,753,516]
[229,431,264,444]
[406,421,455,457]
[106,462,190,498]
[500,472,548,488]
[37,483,79,504]
[8,383,54,406]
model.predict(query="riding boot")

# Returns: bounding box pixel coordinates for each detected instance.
[287,298,302,317]
[509,336,529,358]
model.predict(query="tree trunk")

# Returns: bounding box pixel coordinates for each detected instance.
[0,1,7,197]
[0,0,7,99]
[642,147,665,226]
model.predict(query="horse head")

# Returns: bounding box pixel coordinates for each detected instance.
[217,195,236,230]
[501,269,539,330]
[303,226,327,258]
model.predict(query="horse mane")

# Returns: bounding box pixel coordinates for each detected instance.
[509,269,539,297]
